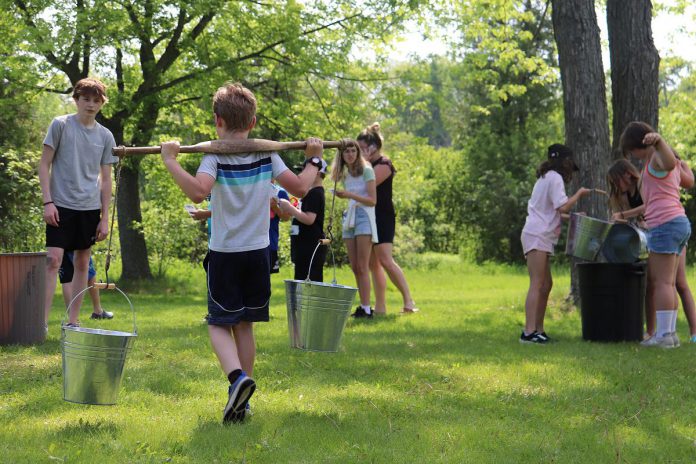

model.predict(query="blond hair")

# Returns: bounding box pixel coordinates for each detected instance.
[356,122,383,153]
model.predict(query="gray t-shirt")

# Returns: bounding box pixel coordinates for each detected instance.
[197,152,289,253]
[43,114,118,210]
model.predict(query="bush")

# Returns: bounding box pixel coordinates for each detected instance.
[0,148,44,252]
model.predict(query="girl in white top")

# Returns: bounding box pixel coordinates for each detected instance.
[331,140,378,318]
[520,144,590,344]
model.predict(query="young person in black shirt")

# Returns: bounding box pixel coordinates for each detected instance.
[280,159,328,281]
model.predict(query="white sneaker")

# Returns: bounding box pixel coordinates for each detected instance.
[640,334,677,348]
[670,332,681,348]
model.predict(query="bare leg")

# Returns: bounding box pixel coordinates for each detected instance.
[373,243,415,310]
[524,250,552,335]
[345,237,372,306]
[535,257,553,333]
[232,322,255,376]
[67,249,91,324]
[62,282,72,309]
[87,276,105,314]
[44,247,64,324]
[208,325,242,375]
[369,251,387,313]
[645,268,655,336]
[676,248,696,336]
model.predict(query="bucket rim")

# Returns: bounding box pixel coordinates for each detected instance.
[284,279,357,291]
[62,326,137,337]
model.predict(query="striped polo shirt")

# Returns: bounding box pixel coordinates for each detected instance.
[198,151,288,252]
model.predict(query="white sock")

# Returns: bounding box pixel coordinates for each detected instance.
[361,304,372,314]
[655,310,673,338]
[670,310,678,333]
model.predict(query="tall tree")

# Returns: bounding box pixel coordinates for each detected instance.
[5,0,421,280]
[607,0,660,154]
[551,0,611,302]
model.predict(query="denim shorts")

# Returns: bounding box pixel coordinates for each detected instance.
[647,216,691,254]
[342,207,373,239]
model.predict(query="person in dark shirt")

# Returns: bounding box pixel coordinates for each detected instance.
[280,159,328,281]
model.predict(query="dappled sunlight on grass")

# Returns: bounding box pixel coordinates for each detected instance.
[3,257,696,462]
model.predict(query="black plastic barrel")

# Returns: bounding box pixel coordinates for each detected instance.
[577,262,646,342]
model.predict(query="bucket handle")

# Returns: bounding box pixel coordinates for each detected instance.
[63,283,137,335]
[305,238,338,284]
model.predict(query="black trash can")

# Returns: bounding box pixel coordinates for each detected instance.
[578,262,646,342]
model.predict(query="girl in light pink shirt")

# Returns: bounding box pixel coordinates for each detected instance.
[520,144,590,344]
[620,121,692,348]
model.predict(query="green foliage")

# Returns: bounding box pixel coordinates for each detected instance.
[0,148,43,252]
[138,155,209,276]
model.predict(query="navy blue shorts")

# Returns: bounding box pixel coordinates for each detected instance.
[204,249,271,326]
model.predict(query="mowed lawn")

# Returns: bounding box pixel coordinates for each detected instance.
[2,256,696,463]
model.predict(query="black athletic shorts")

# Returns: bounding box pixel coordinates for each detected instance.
[204,249,271,326]
[46,206,101,251]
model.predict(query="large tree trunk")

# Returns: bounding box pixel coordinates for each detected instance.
[116,158,152,280]
[607,0,660,155]
[552,0,612,304]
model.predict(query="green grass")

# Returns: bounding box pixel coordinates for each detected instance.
[2,256,696,463]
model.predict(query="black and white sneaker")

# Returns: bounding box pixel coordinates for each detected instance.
[519,331,547,344]
[351,306,373,319]
[536,331,551,343]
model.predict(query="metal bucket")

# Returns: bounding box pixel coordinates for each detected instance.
[565,213,612,261]
[601,223,648,263]
[284,279,357,352]
[61,285,137,405]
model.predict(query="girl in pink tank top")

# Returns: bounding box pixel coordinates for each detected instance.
[619,121,692,348]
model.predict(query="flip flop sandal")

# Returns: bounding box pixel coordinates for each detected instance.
[400,307,419,314]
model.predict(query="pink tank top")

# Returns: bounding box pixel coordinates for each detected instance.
[641,160,685,229]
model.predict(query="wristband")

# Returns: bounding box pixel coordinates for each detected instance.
[43,201,54,206]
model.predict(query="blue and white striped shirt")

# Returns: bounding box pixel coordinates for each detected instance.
[198,152,288,252]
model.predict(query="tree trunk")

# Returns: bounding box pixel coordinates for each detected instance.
[607,0,660,156]
[552,0,612,304]
[116,158,152,280]
[100,119,153,281]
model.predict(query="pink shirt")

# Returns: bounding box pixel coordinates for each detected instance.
[522,170,568,243]
[641,159,685,229]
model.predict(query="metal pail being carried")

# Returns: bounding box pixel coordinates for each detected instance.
[285,279,357,352]
[565,213,612,261]
[61,284,137,405]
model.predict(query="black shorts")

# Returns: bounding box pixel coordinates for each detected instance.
[204,249,271,325]
[46,206,101,251]
[375,212,396,244]
[292,244,326,282]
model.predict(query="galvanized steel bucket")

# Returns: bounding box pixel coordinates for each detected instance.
[284,240,357,352]
[565,213,612,261]
[61,284,137,405]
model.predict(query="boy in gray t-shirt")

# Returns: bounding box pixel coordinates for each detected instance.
[160,82,324,424]
[38,78,118,330]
